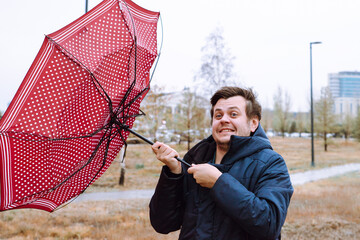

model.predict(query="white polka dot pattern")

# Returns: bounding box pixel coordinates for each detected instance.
[0,0,159,212]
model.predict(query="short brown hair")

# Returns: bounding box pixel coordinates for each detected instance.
[210,86,262,121]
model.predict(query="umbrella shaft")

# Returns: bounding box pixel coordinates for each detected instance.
[127,128,154,145]
[126,128,191,167]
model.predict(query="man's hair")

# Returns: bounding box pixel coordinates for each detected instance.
[210,86,262,121]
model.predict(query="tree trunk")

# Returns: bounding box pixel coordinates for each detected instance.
[187,135,190,151]
[324,133,328,152]
[119,167,125,185]
[118,147,126,185]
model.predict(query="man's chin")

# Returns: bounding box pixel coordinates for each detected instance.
[219,133,235,139]
[216,137,231,145]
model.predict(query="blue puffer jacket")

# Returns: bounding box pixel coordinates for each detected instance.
[149,125,293,240]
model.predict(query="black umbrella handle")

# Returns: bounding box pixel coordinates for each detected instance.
[126,128,191,167]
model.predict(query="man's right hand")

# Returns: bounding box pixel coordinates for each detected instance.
[152,142,182,174]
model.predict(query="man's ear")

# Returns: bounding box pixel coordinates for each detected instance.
[250,117,259,133]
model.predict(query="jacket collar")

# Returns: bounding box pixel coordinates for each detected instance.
[221,123,272,165]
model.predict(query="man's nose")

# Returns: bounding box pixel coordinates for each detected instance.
[220,114,230,122]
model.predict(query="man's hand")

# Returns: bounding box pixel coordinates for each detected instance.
[187,164,222,188]
[152,142,182,174]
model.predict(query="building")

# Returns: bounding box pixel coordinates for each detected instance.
[328,71,360,117]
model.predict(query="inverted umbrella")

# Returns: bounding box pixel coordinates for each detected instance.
[0,0,161,212]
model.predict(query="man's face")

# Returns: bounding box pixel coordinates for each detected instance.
[212,96,258,149]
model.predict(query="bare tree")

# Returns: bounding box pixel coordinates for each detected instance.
[288,121,296,135]
[314,87,336,151]
[261,108,272,133]
[273,86,292,137]
[354,108,360,142]
[196,26,239,97]
[295,111,307,137]
[353,104,360,142]
[176,88,209,150]
[133,84,169,141]
[341,113,354,141]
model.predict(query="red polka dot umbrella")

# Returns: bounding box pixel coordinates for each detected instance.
[0,0,160,212]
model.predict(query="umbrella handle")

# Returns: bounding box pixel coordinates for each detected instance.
[125,128,191,167]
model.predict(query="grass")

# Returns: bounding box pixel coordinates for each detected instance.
[0,136,359,239]
[90,136,360,192]
[0,199,179,240]
[271,137,360,173]
[282,172,360,239]
[1,172,358,239]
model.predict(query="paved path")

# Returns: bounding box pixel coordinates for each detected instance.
[290,163,360,185]
[75,189,155,202]
[75,163,360,202]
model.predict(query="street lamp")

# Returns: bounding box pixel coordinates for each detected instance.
[85,0,89,13]
[310,41,322,167]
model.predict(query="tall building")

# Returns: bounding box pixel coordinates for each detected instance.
[328,71,360,117]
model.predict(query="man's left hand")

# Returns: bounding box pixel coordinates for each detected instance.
[187,164,222,188]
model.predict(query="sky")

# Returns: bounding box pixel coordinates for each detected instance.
[1,0,360,113]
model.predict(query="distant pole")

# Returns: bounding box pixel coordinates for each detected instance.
[310,41,322,167]
[85,0,89,13]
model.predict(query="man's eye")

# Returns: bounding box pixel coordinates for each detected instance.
[231,112,238,117]
[215,114,222,119]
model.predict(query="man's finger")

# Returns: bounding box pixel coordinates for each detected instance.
[187,164,197,174]
[151,141,163,152]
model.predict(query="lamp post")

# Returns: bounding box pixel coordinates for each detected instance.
[85,0,89,13]
[310,41,322,167]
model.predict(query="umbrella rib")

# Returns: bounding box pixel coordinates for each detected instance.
[8,125,112,210]
[114,86,148,117]
[52,127,111,192]
[55,127,119,211]
[116,2,139,113]
[45,35,112,106]
[47,33,140,136]
[82,128,114,191]
[148,14,163,84]
[53,126,116,207]
[0,125,107,142]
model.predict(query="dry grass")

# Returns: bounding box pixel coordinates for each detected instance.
[282,171,360,239]
[0,199,179,240]
[0,137,359,239]
[270,137,360,173]
[1,172,359,239]
[90,137,360,191]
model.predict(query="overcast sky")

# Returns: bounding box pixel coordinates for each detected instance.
[1,0,360,113]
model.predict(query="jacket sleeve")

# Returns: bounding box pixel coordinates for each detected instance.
[210,154,293,239]
[149,165,185,234]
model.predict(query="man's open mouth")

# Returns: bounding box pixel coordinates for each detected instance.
[220,129,234,133]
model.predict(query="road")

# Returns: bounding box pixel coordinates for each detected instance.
[74,163,360,202]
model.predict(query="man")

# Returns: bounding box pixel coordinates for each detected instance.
[150,87,293,239]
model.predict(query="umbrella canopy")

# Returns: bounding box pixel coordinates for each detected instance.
[0,0,159,212]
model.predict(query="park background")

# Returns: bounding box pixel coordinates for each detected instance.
[0,0,360,239]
